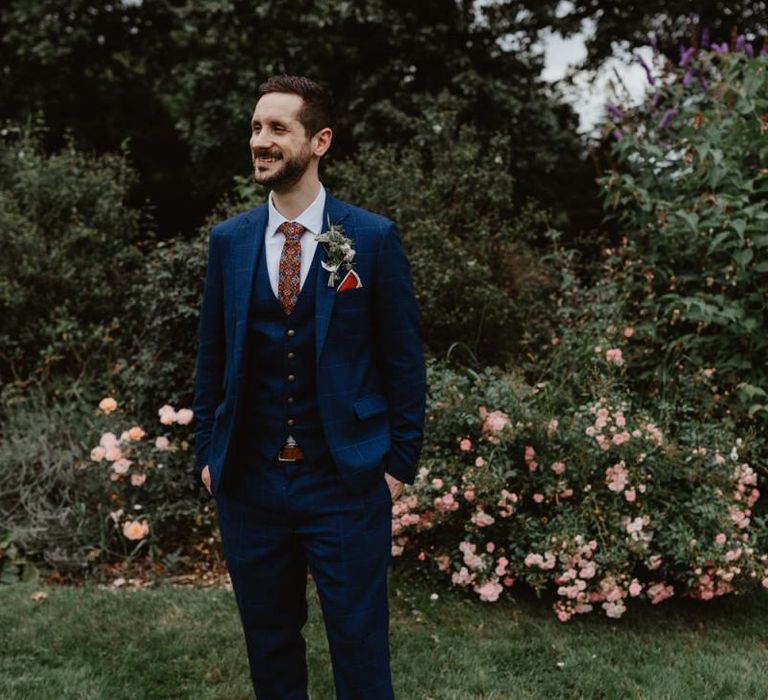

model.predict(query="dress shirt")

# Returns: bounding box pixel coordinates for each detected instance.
[265,184,326,298]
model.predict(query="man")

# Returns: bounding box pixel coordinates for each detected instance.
[192,75,427,699]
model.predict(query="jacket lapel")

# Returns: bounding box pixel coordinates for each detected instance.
[233,205,268,370]
[315,192,352,360]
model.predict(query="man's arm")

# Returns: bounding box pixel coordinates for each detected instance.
[371,222,427,485]
[191,226,226,473]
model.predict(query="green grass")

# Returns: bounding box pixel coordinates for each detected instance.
[3,569,768,699]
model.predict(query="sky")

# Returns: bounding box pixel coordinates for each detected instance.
[538,21,655,136]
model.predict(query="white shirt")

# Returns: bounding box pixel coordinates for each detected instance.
[265,183,326,298]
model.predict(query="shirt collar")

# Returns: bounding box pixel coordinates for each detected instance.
[267,183,326,237]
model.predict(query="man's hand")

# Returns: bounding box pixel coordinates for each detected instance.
[201,465,212,495]
[384,472,404,502]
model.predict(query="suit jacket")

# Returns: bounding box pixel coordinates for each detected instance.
[192,192,427,496]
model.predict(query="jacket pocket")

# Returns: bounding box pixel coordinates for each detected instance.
[353,393,388,420]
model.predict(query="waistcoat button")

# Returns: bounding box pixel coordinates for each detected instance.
[287,352,295,359]
[288,374,295,382]
[287,329,295,336]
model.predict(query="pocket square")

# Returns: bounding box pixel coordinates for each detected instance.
[337,269,363,292]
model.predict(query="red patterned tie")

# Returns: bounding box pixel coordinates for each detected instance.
[277,221,306,315]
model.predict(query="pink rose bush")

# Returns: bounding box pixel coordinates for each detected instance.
[389,365,768,621]
[90,397,194,551]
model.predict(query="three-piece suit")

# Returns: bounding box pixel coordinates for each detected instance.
[192,186,426,699]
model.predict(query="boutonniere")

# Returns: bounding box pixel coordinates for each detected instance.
[314,218,360,289]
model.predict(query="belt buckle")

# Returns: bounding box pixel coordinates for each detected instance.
[278,443,304,462]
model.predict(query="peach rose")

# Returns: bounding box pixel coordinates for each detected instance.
[99,397,118,414]
[122,520,149,541]
[128,426,145,441]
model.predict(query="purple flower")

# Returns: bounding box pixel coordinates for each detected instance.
[762,46,768,58]
[637,55,656,85]
[658,109,677,129]
[683,69,695,87]
[606,102,625,120]
[612,129,622,141]
[701,28,710,49]
[651,93,662,111]
[735,35,746,53]
[699,77,710,91]
[746,43,754,57]
[711,41,729,53]
[679,46,696,67]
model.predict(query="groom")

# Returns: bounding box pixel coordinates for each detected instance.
[192,75,426,699]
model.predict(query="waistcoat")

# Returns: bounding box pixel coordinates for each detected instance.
[235,235,327,462]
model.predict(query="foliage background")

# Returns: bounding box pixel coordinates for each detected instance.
[1,1,767,619]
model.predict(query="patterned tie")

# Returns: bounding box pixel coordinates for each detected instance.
[277,221,306,315]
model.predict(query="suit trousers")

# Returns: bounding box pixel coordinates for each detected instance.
[214,445,395,700]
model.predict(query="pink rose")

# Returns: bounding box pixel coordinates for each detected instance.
[158,404,177,425]
[100,432,119,449]
[605,348,624,366]
[130,472,147,487]
[176,408,194,425]
[551,461,565,475]
[155,436,170,451]
[459,438,472,451]
[474,579,503,602]
[112,458,131,475]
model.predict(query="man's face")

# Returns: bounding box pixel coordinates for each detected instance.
[249,92,314,192]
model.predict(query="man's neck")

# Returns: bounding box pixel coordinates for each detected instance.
[271,176,321,221]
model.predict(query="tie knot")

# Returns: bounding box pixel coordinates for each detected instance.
[278,221,306,242]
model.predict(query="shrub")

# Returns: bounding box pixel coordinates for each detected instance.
[0,383,103,577]
[391,361,768,620]
[83,395,216,572]
[0,124,146,388]
[599,44,768,425]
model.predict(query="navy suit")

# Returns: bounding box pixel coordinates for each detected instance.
[192,192,426,699]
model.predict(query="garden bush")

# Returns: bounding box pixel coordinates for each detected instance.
[599,41,768,426]
[0,125,146,389]
[391,360,768,620]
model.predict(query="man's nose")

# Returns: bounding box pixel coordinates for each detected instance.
[250,129,272,149]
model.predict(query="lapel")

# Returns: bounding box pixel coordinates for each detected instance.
[231,190,353,371]
[315,191,352,360]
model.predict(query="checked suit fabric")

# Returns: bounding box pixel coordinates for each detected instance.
[277,221,306,315]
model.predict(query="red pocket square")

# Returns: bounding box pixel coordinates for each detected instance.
[337,269,362,292]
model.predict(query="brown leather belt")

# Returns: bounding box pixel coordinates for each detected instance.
[278,443,305,462]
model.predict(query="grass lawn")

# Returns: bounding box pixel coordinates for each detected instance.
[3,567,768,699]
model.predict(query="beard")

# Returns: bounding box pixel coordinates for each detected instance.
[252,142,313,192]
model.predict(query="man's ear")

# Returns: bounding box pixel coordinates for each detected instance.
[313,127,333,157]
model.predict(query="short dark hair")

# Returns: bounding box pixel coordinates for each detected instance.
[256,75,336,138]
